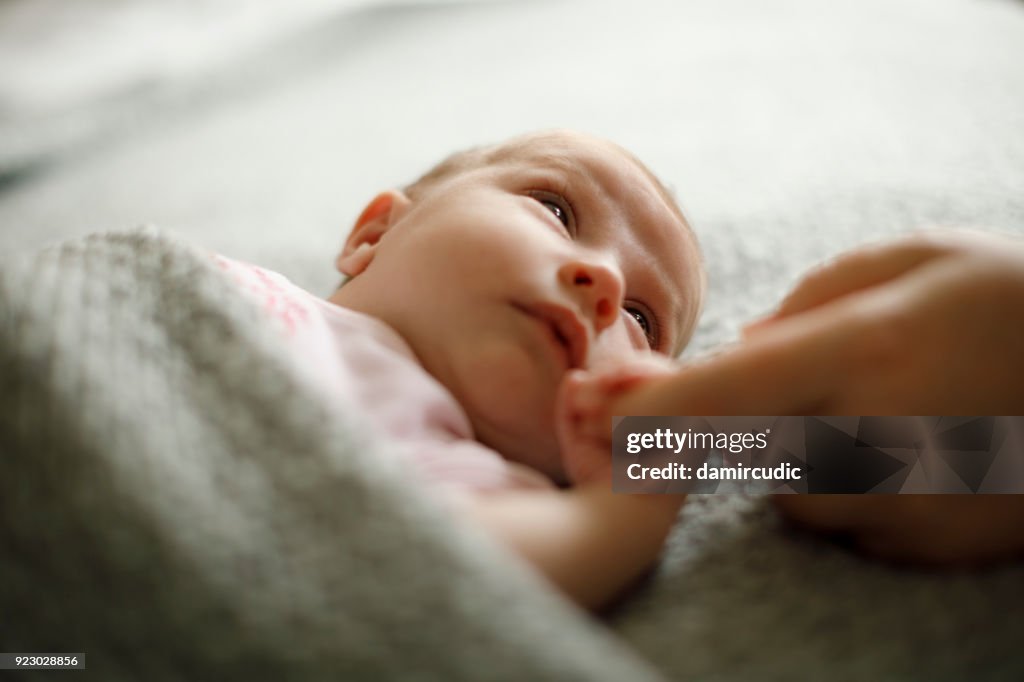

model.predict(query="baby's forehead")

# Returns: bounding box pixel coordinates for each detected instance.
[487,133,688,226]
[488,132,638,178]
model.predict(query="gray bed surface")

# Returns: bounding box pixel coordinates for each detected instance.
[2,0,1023,679]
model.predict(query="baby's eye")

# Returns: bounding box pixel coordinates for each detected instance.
[544,199,569,225]
[529,191,573,232]
[625,305,657,349]
[540,199,569,227]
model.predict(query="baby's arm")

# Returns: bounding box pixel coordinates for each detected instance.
[466,357,684,612]
[465,485,684,611]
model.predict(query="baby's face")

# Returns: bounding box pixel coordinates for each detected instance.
[333,130,703,483]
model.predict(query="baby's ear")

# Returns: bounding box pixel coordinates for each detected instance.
[336,190,411,276]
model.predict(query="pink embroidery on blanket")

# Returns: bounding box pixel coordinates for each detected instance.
[214,255,310,335]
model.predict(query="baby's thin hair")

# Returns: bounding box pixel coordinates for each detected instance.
[403,146,492,199]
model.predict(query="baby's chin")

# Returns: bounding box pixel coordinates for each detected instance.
[471,417,566,485]
[449,370,567,482]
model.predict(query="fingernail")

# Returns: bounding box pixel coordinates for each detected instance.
[741,313,777,337]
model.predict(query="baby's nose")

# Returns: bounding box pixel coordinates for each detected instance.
[558,259,624,334]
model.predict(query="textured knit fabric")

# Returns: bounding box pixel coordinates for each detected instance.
[213,255,554,495]
[0,228,661,682]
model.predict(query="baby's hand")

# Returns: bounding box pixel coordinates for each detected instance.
[555,356,678,486]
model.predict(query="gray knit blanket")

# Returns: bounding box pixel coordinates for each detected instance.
[5,228,1023,682]
[4,0,1024,678]
[0,228,663,681]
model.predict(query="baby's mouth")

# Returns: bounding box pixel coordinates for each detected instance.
[513,301,589,371]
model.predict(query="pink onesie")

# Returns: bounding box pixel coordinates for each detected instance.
[214,256,554,496]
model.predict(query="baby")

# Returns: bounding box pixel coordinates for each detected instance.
[216,129,705,611]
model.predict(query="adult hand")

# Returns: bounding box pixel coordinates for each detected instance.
[616,230,1024,416]
[611,230,1024,566]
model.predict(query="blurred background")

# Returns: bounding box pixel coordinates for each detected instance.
[2,1,1023,678]
[2,0,1023,355]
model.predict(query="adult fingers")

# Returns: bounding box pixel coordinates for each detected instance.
[749,229,1024,337]
[614,293,879,416]
[753,234,953,330]
[612,235,1007,417]
[772,495,920,532]
[776,495,1024,566]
